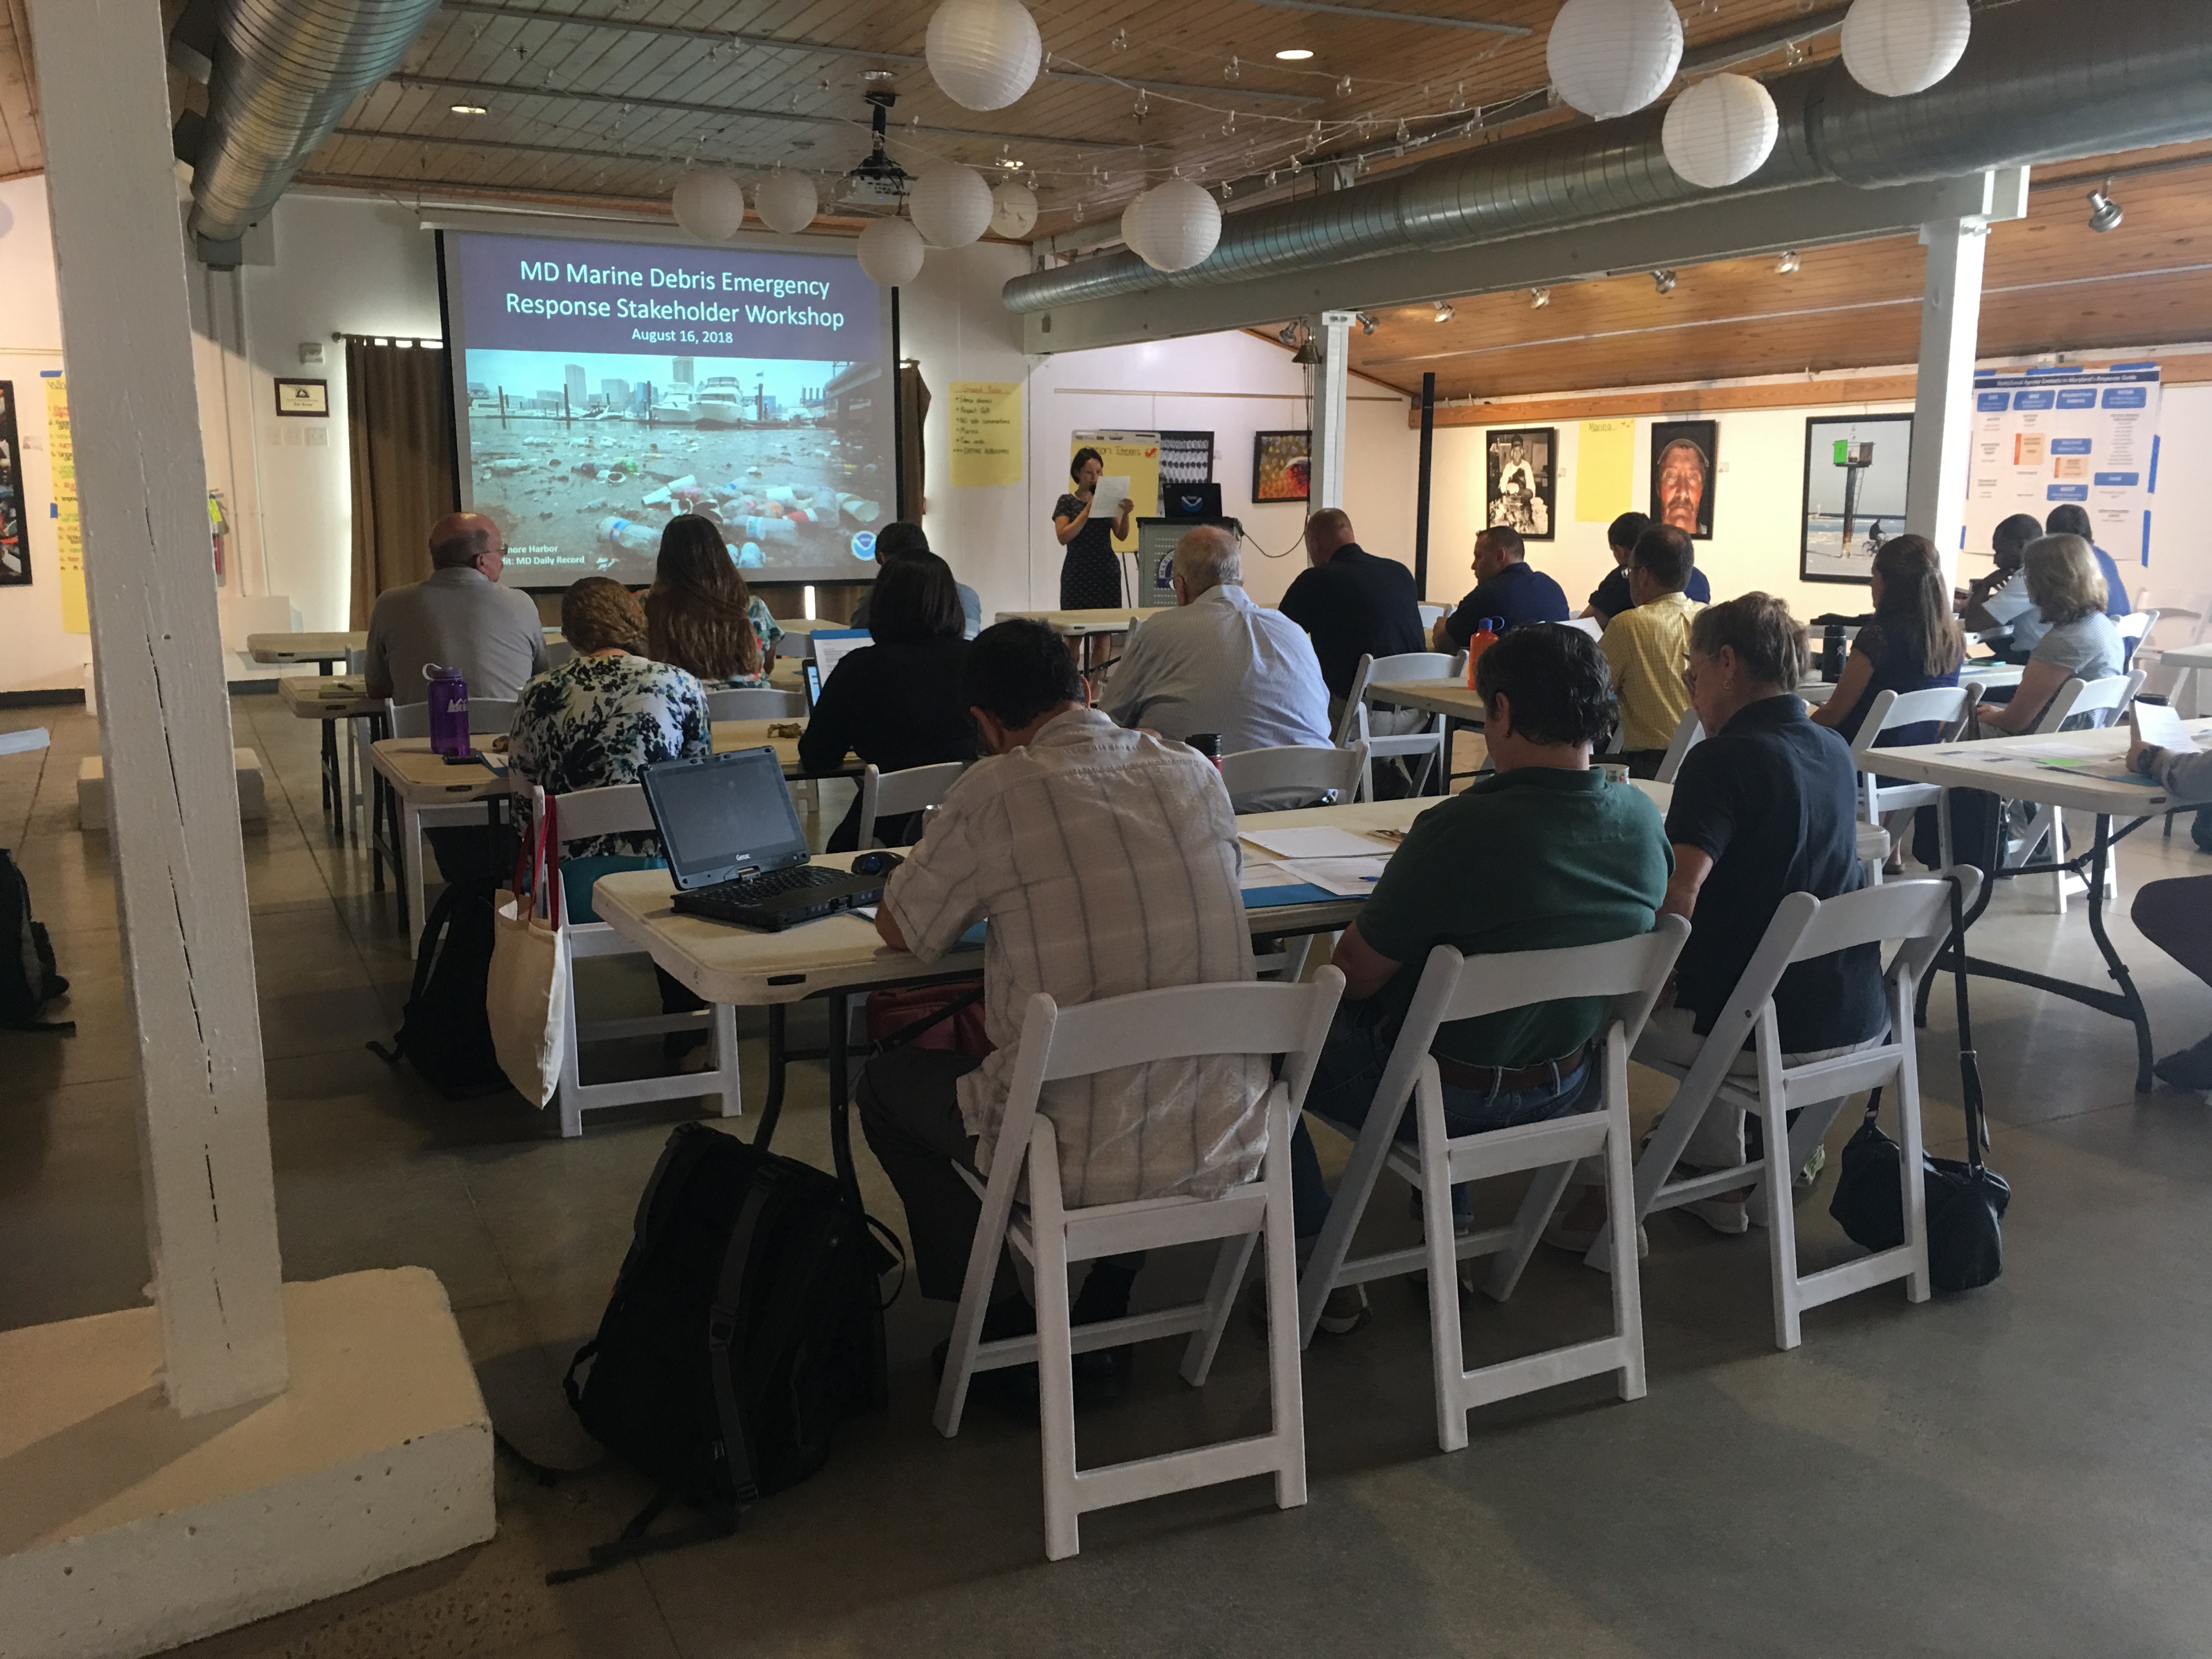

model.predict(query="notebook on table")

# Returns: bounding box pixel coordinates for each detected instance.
[640,747,885,930]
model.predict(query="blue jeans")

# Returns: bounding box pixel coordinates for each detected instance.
[1290,999,1593,1240]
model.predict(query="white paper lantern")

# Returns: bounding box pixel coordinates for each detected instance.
[1661,74,1780,189]
[1841,0,1971,98]
[670,170,746,242]
[1119,197,1150,264]
[990,178,1039,239]
[1547,0,1684,120]
[909,162,994,249]
[1128,178,1221,273]
[925,0,1042,112]
[753,168,819,234]
[856,216,926,287]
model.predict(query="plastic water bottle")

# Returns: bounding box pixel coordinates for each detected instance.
[1464,617,1499,688]
[596,515,657,551]
[424,664,470,758]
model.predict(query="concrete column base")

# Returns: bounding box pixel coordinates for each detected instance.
[0,1269,496,1659]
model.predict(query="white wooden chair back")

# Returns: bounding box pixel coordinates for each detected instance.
[1417,603,1448,631]
[2117,608,2159,670]
[1219,742,1367,808]
[1653,707,1705,784]
[1847,682,1981,872]
[383,696,519,739]
[856,760,968,848]
[2036,668,2142,733]
[1369,649,1462,683]
[706,685,805,721]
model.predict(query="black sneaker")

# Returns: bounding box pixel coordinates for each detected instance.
[2154,1032,2212,1091]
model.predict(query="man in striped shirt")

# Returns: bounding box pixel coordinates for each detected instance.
[859,618,1264,1400]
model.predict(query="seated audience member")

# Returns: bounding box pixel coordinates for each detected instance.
[1974,534,2124,736]
[1962,513,2057,659]
[2046,502,2130,619]
[1432,527,1569,650]
[1629,594,1886,1237]
[1102,525,1333,803]
[1809,534,1965,747]
[1286,626,1672,1327]
[1598,525,1705,777]
[2124,740,2212,1086]
[799,552,978,851]
[1278,507,1425,708]
[645,515,769,689]
[851,520,985,637]
[858,619,1267,1403]
[1584,511,1710,625]
[364,511,546,704]
[508,577,710,920]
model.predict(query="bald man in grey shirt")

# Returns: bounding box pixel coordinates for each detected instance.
[365,512,547,703]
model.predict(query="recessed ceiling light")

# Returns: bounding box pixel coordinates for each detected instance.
[1275,47,1314,60]
[1433,300,1454,323]
[449,103,488,115]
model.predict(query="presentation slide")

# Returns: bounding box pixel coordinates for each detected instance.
[442,229,895,589]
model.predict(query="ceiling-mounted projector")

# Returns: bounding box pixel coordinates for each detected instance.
[841,90,912,207]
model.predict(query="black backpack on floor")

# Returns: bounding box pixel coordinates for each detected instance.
[367,877,509,1098]
[556,1121,889,1577]
[0,849,71,1032]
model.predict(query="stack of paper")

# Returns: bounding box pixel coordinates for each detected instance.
[1242,826,1392,860]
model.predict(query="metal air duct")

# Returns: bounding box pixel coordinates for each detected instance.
[186,0,443,263]
[1002,0,2212,315]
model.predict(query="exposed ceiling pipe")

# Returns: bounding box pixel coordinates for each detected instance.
[186,0,444,263]
[1002,0,2212,316]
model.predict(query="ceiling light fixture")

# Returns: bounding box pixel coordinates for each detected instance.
[1275,47,1314,59]
[1291,331,1325,365]
[1433,300,1454,323]
[1651,268,1677,295]
[1277,320,1302,346]
[2088,183,2123,233]
[1775,249,1801,274]
[449,102,488,115]
[1356,312,1378,335]
[1530,286,1550,308]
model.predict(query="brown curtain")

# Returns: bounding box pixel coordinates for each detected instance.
[347,338,458,626]
[896,362,931,522]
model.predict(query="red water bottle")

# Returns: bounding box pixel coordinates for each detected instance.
[1464,617,1499,687]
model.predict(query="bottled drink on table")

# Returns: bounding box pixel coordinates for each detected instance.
[424,664,470,757]
[1463,617,1499,687]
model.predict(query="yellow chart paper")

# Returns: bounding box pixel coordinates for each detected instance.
[947,381,1024,487]
[43,371,86,635]
[1576,419,1636,523]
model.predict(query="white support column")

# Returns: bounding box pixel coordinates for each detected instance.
[1308,309,1355,511]
[1905,217,1990,585]
[30,0,287,1415]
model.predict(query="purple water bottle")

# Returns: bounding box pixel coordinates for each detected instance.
[424,664,470,757]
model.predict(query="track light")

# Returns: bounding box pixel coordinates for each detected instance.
[2088,183,2123,233]
[1651,268,1677,296]
[1356,312,1378,335]
[1775,249,1801,275]
[1530,286,1550,308]
[1433,300,1454,323]
[1277,320,1302,346]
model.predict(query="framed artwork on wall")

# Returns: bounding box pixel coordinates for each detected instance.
[1650,419,1718,540]
[0,381,25,586]
[1251,430,1311,503]
[1800,413,1913,584]
[1484,427,1556,540]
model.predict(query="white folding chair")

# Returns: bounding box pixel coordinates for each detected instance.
[1220,742,1368,809]
[706,685,805,721]
[386,696,520,954]
[1295,921,1688,1448]
[934,970,1346,1561]
[1340,650,1462,795]
[1652,706,1705,786]
[1592,872,1980,1349]
[2010,668,2143,915]
[528,785,741,1138]
[856,760,969,848]
[1845,682,1982,878]
[1417,602,1448,631]
[2116,609,2160,673]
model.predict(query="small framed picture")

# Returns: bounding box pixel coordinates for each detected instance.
[1251,430,1311,503]
[1485,427,1556,540]
[274,377,329,417]
[1651,419,1718,540]
[1800,413,1913,584]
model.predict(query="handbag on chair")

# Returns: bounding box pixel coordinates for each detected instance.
[486,794,571,1107]
[1830,876,2009,1291]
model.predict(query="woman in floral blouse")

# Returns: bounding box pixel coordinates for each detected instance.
[509,578,710,909]
[644,514,778,687]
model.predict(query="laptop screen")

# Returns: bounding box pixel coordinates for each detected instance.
[810,628,871,690]
[640,748,809,889]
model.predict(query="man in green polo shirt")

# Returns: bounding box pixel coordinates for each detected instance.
[1290,623,1672,1331]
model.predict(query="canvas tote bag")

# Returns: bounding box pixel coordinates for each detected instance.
[489,793,570,1106]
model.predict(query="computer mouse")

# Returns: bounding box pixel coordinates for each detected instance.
[851,849,905,877]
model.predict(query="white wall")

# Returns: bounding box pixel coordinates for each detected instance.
[1428,387,2212,625]
[0,173,87,695]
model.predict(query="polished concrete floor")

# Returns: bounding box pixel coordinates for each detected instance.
[7,695,2212,1658]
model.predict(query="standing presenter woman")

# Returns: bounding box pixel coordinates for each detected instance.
[1052,447,1134,610]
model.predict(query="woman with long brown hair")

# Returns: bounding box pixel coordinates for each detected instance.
[644,515,776,687]
[1809,532,1965,748]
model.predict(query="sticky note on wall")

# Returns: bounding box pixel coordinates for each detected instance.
[1576,419,1635,522]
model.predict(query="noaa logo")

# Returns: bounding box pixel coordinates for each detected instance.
[851,530,877,560]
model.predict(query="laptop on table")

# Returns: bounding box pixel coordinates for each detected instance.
[640,747,887,931]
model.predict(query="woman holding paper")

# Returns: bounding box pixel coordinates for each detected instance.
[1052,447,1134,610]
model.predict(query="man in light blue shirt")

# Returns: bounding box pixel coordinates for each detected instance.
[1102,526,1334,805]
